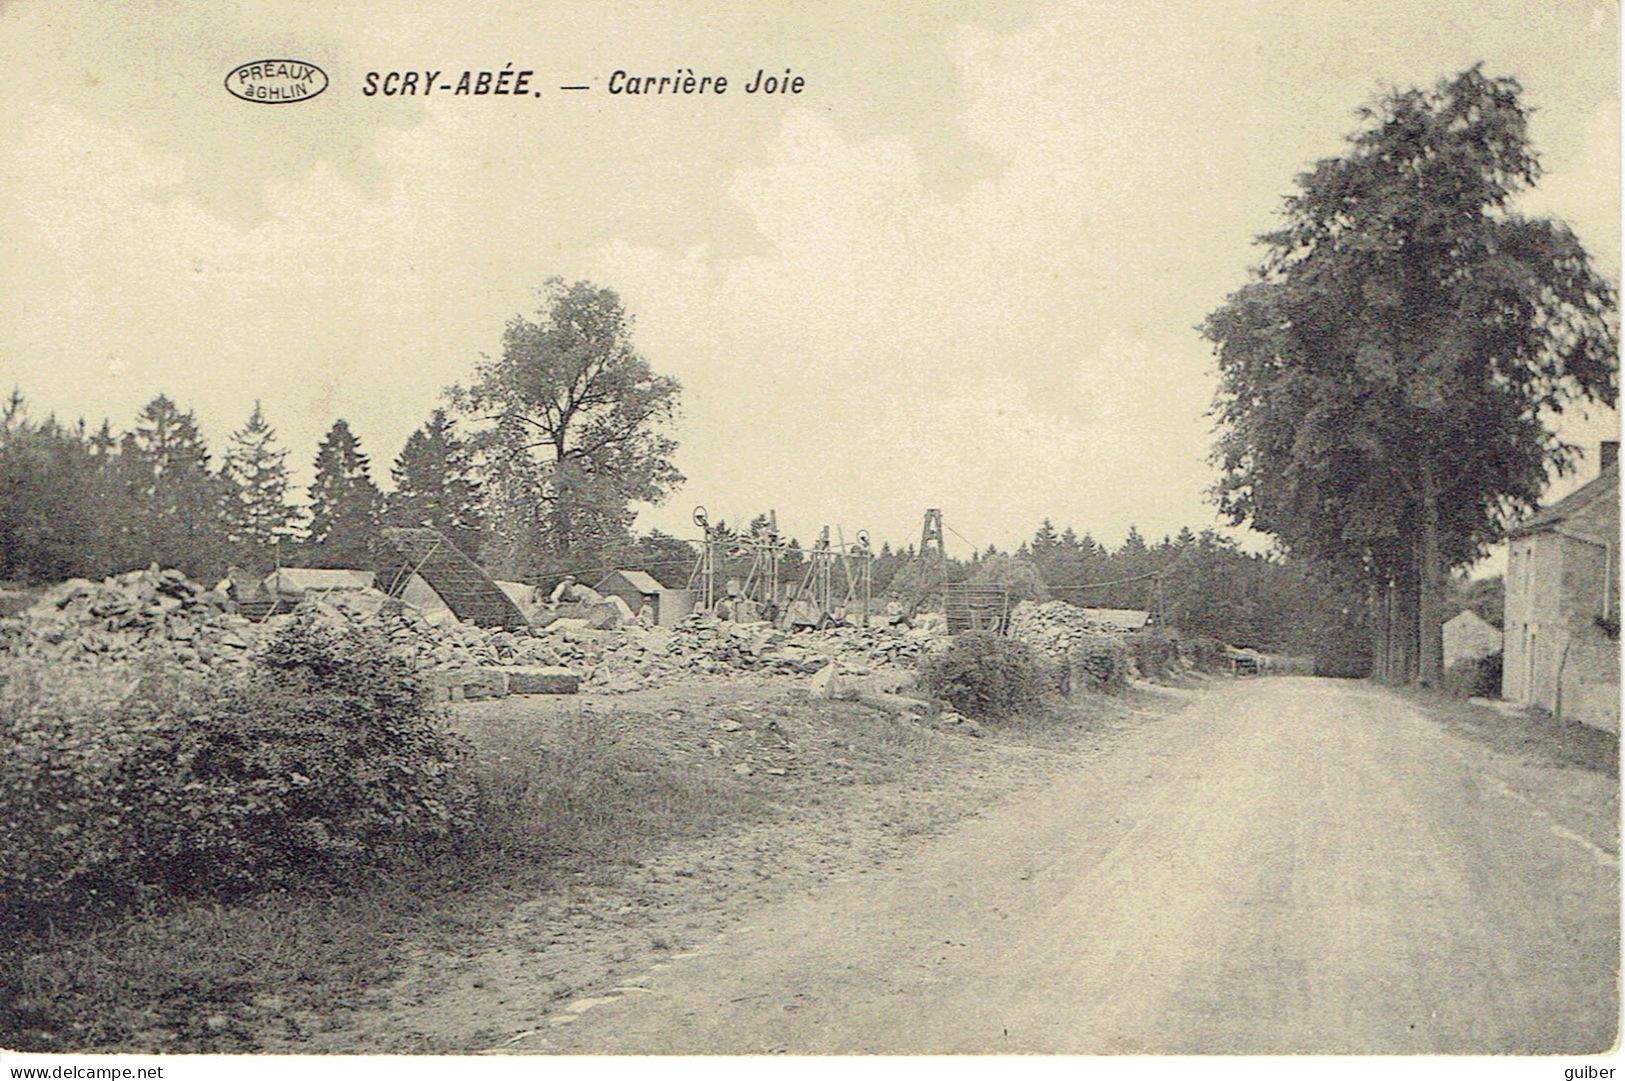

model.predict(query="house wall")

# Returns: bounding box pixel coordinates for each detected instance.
[656,588,695,626]
[1503,530,1619,730]
[1557,620,1620,733]
[1503,534,1565,705]
[1556,529,1618,731]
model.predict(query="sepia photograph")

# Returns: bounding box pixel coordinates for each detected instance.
[0,0,1620,1069]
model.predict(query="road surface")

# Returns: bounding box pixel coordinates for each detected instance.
[525,677,1619,1054]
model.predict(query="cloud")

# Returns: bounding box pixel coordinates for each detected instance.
[0,0,1616,562]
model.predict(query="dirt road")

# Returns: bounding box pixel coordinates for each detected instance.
[521,677,1618,1054]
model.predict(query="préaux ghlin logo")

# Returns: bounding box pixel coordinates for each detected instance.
[225,59,328,103]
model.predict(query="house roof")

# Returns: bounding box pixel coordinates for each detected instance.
[1445,608,1499,632]
[265,568,376,593]
[1079,607,1152,631]
[1508,463,1618,539]
[600,569,669,595]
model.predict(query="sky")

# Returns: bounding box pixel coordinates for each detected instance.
[0,0,1618,569]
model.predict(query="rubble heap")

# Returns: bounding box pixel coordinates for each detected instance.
[1006,599,1120,660]
[0,568,257,672]
[351,607,935,693]
[572,618,935,693]
[2,568,940,694]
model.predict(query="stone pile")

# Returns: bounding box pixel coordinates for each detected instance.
[308,602,932,692]
[1007,599,1147,692]
[1006,600,1120,661]
[530,615,936,694]
[2,569,938,695]
[317,597,570,672]
[0,568,257,672]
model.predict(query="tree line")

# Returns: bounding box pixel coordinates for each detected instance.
[0,391,482,584]
[0,278,685,587]
[1202,67,1617,685]
[0,365,1371,663]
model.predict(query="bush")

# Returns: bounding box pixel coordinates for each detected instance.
[1128,628,1180,679]
[1066,633,1131,693]
[1180,635,1229,672]
[1444,651,1502,699]
[918,631,1045,718]
[0,609,473,932]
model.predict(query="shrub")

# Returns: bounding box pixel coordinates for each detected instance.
[1066,633,1131,693]
[1180,635,1229,672]
[1128,628,1180,679]
[918,631,1045,718]
[1444,651,1502,699]
[0,608,473,932]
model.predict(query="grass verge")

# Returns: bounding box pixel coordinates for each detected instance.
[1396,687,1618,778]
[2,708,761,1053]
[4,677,1140,1053]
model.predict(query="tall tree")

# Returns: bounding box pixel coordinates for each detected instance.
[83,419,127,576]
[1203,67,1617,685]
[0,393,103,581]
[306,419,381,569]
[625,528,700,588]
[220,401,299,569]
[124,394,224,577]
[388,408,484,559]
[455,278,684,579]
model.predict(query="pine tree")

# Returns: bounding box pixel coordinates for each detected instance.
[0,393,105,581]
[1030,519,1059,556]
[387,408,484,559]
[221,401,299,569]
[125,395,224,577]
[307,419,381,569]
[83,418,125,576]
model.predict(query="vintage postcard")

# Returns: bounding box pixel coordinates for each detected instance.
[0,0,1618,1072]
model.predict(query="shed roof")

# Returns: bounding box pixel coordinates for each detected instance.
[600,569,669,595]
[376,526,528,629]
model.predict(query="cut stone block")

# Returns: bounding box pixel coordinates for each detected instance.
[505,665,581,695]
[464,668,510,699]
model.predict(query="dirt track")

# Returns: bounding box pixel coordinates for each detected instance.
[517,677,1618,1054]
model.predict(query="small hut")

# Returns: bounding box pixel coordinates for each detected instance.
[596,569,694,627]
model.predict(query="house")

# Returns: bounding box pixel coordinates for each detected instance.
[1079,607,1152,632]
[1443,609,1502,669]
[595,569,695,627]
[1501,443,1620,732]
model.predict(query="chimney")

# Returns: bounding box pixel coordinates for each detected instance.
[1603,441,1619,472]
